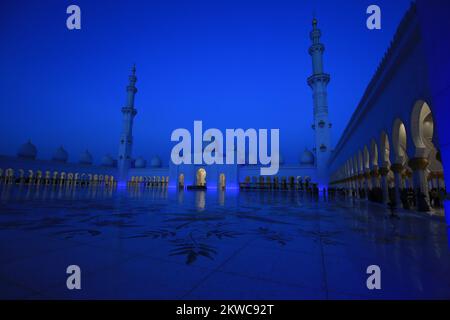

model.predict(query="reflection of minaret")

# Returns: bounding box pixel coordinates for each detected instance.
[118,65,138,181]
[307,18,332,185]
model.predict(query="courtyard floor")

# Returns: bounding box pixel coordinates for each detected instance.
[0,184,449,299]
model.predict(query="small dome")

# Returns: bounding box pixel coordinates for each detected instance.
[300,149,315,165]
[52,146,68,163]
[150,156,162,168]
[135,157,147,168]
[101,154,114,167]
[17,140,37,160]
[79,150,93,165]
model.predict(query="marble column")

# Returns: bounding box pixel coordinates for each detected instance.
[349,177,354,197]
[428,172,435,190]
[409,157,431,211]
[364,170,371,200]
[379,166,390,205]
[371,166,381,188]
[358,174,365,199]
[391,163,404,208]
[365,170,372,190]
[352,176,359,197]
[354,175,360,198]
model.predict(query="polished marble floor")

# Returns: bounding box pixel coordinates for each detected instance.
[0,184,449,300]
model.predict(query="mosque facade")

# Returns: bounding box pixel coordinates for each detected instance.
[328,3,448,222]
[0,2,448,222]
[0,17,325,191]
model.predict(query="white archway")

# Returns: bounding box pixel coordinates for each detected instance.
[411,101,435,151]
[392,119,408,164]
[411,101,442,171]
[364,146,370,171]
[178,173,185,189]
[380,131,391,166]
[196,168,206,187]
[370,139,379,168]
[219,173,226,190]
[358,150,364,173]
[410,100,445,209]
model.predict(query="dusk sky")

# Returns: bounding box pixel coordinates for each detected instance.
[0,0,412,165]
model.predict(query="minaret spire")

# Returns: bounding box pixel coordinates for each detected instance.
[118,65,138,182]
[307,18,332,186]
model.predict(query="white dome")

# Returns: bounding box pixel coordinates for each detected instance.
[17,140,37,160]
[150,156,162,168]
[300,149,315,165]
[135,157,147,168]
[101,154,114,167]
[79,150,93,165]
[52,146,68,163]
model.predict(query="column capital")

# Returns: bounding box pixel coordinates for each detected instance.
[391,163,404,174]
[379,167,390,176]
[408,157,429,171]
[370,168,380,178]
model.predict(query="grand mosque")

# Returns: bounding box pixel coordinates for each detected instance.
[0,3,448,222]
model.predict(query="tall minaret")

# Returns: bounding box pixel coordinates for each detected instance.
[307,18,332,186]
[118,65,138,182]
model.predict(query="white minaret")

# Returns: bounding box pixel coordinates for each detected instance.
[118,65,138,182]
[308,18,332,186]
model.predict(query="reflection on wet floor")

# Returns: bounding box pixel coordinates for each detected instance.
[0,184,449,299]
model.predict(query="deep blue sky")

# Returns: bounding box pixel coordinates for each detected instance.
[0,0,411,165]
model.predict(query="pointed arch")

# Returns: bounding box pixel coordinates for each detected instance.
[380,131,391,166]
[358,150,364,172]
[411,100,435,151]
[353,154,359,174]
[364,146,370,170]
[370,139,379,168]
[392,118,407,164]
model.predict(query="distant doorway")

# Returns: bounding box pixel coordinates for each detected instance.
[196,168,206,187]
[219,173,226,190]
[178,173,185,189]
